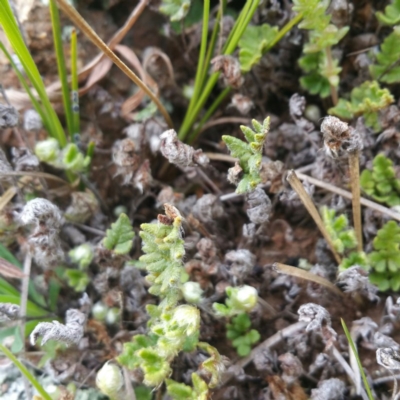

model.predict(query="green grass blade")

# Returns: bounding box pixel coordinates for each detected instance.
[0,344,52,400]
[0,0,67,146]
[70,28,80,137]
[341,318,374,400]
[49,0,73,139]
[0,41,47,125]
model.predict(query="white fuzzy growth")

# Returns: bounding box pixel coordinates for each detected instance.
[171,305,200,335]
[160,129,209,168]
[182,281,203,304]
[96,362,124,398]
[30,308,85,346]
[235,285,258,311]
[297,303,331,332]
[19,198,63,230]
[376,348,400,370]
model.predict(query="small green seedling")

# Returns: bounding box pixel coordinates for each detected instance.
[226,313,260,356]
[369,221,400,291]
[360,154,400,207]
[103,213,135,255]
[222,117,270,194]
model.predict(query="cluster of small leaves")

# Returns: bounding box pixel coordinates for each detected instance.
[102,213,135,255]
[370,26,400,84]
[118,206,220,395]
[321,206,357,254]
[238,24,278,72]
[329,81,394,131]
[35,138,90,173]
[159,0,191,21]
[369,221,400,291]
[360,154,400,207]
[376,0,400,26]
[226,313,260,356]
[222,117,269,194]
[294,0,349,98]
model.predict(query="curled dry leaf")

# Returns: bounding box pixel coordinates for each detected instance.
[0,302,20,320]
[30,308,86,346]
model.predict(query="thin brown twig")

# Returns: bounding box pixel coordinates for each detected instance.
[273,263,345,298]
[286,170,342,265]
[199,117,252,135]
[56,0,173,129]
[220,321,307,386]
[348,151,363,252]
[295,171,400,223]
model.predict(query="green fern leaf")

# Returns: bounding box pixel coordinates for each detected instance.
[376,0,400,26]
[103,213,134,255]
[238,24,278,72]
[370,26,400,83]
[159,0,191,21]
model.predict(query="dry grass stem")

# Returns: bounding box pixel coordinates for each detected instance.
[56,0,173,128]
[205,152,238,163]
[273,263,345,298]
[349,151,363,252]
[295,171,400,223]
[0,186,17,212]
[286,170,342,265]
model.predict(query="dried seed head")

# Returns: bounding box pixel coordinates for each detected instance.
[64,190,99,224]
[30,308,85,346]
[0,104,19,128]
[310,378,346,400]
[253,348,276,373]
[246,186,272,224]
[133,159,152,193]
[0,302,20,320]
[321,116,363,157]
[278,353,303,384]
[160,129,209,168]
[11,147,39,171]
[19,198,64,269]
[211,55,244,89]
[23,109,43,131]
[225,249,255,282]
[337,266,378,302]
[19,198,63,231]
[227,162,243,185]
[298,303,332,332]
[112,138,140,185]
[352,317,378,344]
[289,93,314,133]
[230,94,253,115]
[376,348,400,370]
[192,194,224,224]
[374,332,400,351]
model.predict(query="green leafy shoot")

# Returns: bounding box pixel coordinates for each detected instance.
[226,313,260,356]
[360,154,400,207]
[160,0,192,22]
[321,206,357,255]
[0,1,67,147]
[294,0,348,100]
[340,251,369,271]
[103,213,135,255]
[341,319,374,400]
[222,117,269,194]
[299,52,335,98]
[166,373,209,400]
[238,24,278,72]
[328,81,394,132]
[370,26,400,84]
[376,0,400,26]
[64,269,90,292]
[49,0,73,139]
[369,221,400,292]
